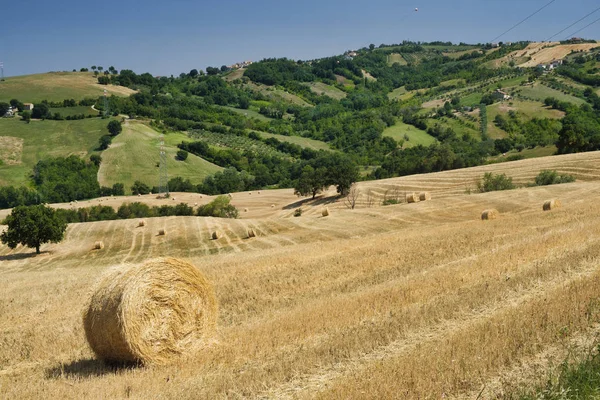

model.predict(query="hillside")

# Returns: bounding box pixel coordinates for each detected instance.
[2,151,600,398]
[97,121,222,191]
[0,118,109,186]
[0,72,136,103]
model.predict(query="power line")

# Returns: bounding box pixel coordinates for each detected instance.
[565,15,600,39]
[490,0,557,43]
[544,6,600,41]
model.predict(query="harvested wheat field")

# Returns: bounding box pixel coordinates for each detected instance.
[3,152,600,399]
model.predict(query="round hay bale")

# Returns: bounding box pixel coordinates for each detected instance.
[228,194,232,199]
[248,192,252,195]
[194,202,198,206]
[93,241,104,250]
[138,220,146,227]
[481,209,499,220]
[247,228,256,238]
[244,208,248,212]
[271,204,275,208]
[158,229,166,236]
[211,231,220,240]
[138,194,141,197]
[82,257,217,365]
[257,191,261,194]
[419,192,431,201]
[406,193,420,203]
[543,199,561,211]
[322,208,330,217]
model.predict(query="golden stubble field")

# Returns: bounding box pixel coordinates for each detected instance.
[3,151,600,399]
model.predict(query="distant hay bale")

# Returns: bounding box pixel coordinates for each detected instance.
[138,194,141,197]
[172,197,176,201]
[543,199,562,211]
[93,241,104,250]
[247,228,256,238]
[271,204,275,208]
[138,220,146,227]
[322,208,330,217]
[406,193,420,203]
[194,202,198,206]
[82,257,217,365]
[158,229,166,236]
[228,194,232,198]
[257,191,261,194]
[481,209,499,220]
[249,192,252,195]
[211,231,220,240]
[419,192,431,201]
[244,208,248,212]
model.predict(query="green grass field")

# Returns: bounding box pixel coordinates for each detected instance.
[49,106,98,117]
[98,122,222,192]
[518,83,586,105]
[387,53,408,66]
[486,100,565,140]
[0,72,136,103]
[306,82,347,100]
[0,117,109,186]
[440,79,466,87]
[221,106,272,121]
[383,120,437,148]
[253,131,331,151]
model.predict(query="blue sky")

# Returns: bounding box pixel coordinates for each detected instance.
[1,0,599,77]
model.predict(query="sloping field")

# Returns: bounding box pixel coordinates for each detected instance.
[98,121,222,191]
[0,118,109,187]
[3,152,600,398]
[306,82,347,100]
[255,131,331,151]
[382,119,436,148]
[489,42,598,68]
[0,72,136,103]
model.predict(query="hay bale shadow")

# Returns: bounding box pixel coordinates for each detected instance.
[45,358,139,380]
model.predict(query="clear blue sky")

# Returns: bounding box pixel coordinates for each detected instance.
[2,0,599,77]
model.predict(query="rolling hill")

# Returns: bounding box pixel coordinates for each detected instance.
[0,72,136,103]
[2,151,600,398]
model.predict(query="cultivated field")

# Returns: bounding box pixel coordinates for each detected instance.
[98,121,222,191]
[0,118,109,187]
[382,119,436,148]
[3,151,600,399]
[306,82,347,100]
[0,72,136,103]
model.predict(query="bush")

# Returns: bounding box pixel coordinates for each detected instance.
[534,170,576,186]
[196,195,238,218]
[382,199,400,205]
[176,150,188,161]
[293,208,302,217]
[131,181,151,195]
[477,172,515,193]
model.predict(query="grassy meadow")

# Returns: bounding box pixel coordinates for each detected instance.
[306,82,347,100]
[254,131,331,151]
[97,121,222,191]
[0,117,109,186]
[3,151,600,398]
[382,119,436,148]
[0,72,136,103]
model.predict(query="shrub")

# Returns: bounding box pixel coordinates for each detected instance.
[477,172,515,193]
[534,170,576,186]
[293,208,302,217]
[196,195,238,218]
[176,150,188,161]
[382,199,400,205]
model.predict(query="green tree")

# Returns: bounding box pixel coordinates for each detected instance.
[21,111,31,123]
[176,149,188,161]
[89,154,102,167]
[294,165,327,199]
[0,102,9,116]
[0,204,68,254]
[196,195,238,218]
[131,180,151,195]
[111,183,125,195]
[107,120,122,136]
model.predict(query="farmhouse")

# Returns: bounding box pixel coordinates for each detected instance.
[22,103,34,111]
[492,89,511,101]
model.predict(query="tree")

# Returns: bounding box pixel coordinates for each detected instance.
[32,103,50,119]
[98,135,112,150]
[21,111,31,123]
[176,149,188,161]
[189,69,199,78]
[294,165,327,199]
[0,102,9,116]
[111,183,125,195]
[107,120,122,136]
[131,181,151,195]
[344,184,361,209]
[0,204,67,254]
[89,154,102,167]
[10,99,23,110]
[91,66,97,71]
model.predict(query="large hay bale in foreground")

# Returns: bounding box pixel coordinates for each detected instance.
[419,192,431,201]
[82,258,217,365]
[543,199,561,211]
[481,209,499,220]
[406,193,420,203]
[247,228,256,238]
[322,208,330,217]
[211,231,220,240]
[93,241,104,250]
